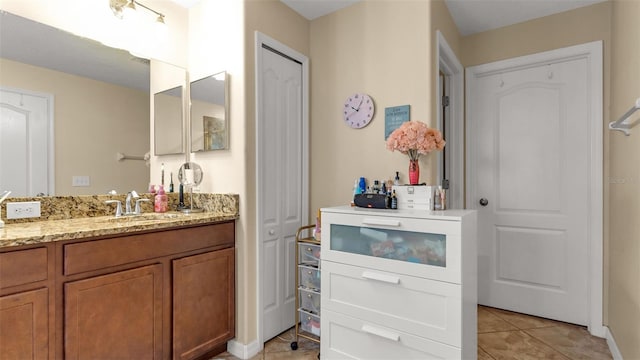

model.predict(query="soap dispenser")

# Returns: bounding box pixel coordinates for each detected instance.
[154,185,168,213]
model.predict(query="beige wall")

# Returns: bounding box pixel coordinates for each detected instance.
[461,1,612,67]
[0,58,149,195]
[310,1,436,213]
[608,0,640,358]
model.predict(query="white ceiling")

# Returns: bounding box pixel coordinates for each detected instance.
[279,0,361,20]
[277,0,607,34]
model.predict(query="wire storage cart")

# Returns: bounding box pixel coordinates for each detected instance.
[291,224,321,352]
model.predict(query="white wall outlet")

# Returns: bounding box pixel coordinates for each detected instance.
[72,176,90,187]
[7,201,41,219]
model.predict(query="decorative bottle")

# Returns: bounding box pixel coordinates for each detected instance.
[390,190,398,210]
[154,185,168,213]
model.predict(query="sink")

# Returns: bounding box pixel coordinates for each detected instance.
[99,212,187,223]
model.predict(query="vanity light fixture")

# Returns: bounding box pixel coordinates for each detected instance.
[109,0,166,26]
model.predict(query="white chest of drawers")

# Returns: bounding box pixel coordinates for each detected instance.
[320,206,477,359]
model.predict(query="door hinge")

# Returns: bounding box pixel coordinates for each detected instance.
[443,96,450,107]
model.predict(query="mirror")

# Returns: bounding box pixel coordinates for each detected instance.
[151,61,186,155]
[0,11,186,197]
[190,71,228,152]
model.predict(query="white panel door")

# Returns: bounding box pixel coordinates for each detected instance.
[259,46,303,341]
[0,88,52,196]
[468,48,597,325]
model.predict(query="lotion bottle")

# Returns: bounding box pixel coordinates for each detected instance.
[154,185,168,213]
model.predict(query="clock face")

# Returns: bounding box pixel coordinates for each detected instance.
[343,93,375,129]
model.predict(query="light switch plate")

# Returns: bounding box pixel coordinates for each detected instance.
[7,201,41,219]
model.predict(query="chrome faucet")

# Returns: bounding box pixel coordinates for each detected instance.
[105,191,149,217]
[125,190,139,215]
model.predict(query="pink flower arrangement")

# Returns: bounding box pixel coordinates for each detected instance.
[386,121,445,160]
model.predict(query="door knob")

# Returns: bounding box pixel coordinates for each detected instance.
[268,229,275,235]
[479,198,489,206]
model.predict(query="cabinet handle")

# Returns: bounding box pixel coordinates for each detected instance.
[361,324,400,342]
[361,271,400,284]
[362,218,401,227]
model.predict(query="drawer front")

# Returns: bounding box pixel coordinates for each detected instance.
[64,222,234,276]
[0,247,48,289]
[299,308,321,337]
[321,260,462,347]
[298,243,321,267]
[298,287,321,315]
[321,309,461,360]
[321,212,461,283]
[298,265,321,291]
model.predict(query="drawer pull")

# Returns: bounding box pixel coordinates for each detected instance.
[362,218,401,227]
[361,324,400,342]
[362,271,400,284]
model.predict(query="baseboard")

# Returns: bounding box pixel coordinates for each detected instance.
[605,326,624,360]
[227,339,261,360]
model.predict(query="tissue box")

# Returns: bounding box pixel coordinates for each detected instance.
[394,185,433,210]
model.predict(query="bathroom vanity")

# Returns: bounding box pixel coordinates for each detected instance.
[0,196,238,360]
[320,206,477,359]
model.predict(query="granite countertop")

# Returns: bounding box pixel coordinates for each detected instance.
[0,211,238,248]
[0,193,240,249]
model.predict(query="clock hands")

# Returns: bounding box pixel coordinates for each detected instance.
[353,95,365,111]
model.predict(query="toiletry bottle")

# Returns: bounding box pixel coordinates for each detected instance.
[169,173,174,193]
[359,177,366,194]
[155,185,168,213]
[161,163,165,187]
[354,179,361,195]
[394,171,400,186]
[373,180,380,193]
[440,186,446,210]
[390,190,398,209]
[380,182,387,195]
[434,188,442,210]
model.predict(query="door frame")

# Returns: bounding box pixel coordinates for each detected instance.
[465,41,604,337]
[254,31,310,349]
[0,86,55,196]
[436,31,464,209]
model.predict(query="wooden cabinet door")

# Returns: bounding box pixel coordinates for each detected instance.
[64,264,163,360]
[0,288,48,360]
[173,248,235,360]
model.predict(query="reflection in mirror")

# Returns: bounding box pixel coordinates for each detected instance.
[153,83,184,155]
[190,71,228,152]
[0,11,185,197]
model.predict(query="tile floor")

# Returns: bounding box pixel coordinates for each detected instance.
[212,305,612,360]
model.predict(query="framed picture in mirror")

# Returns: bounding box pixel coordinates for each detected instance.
[203,115,227,150]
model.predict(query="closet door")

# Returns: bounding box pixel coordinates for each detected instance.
[258,44,304,341]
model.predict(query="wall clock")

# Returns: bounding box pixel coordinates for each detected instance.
[343,93,375,129]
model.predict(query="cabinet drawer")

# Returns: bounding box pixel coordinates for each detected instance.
[298,287,321,315]
[299,308,321,337]
[298,243,321,267]
[321,260,462,347]
[0,247,48,289]
[298,265,320,291]
[321,309,460,360]
[64,222,234,276]
[321,212,461,283]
